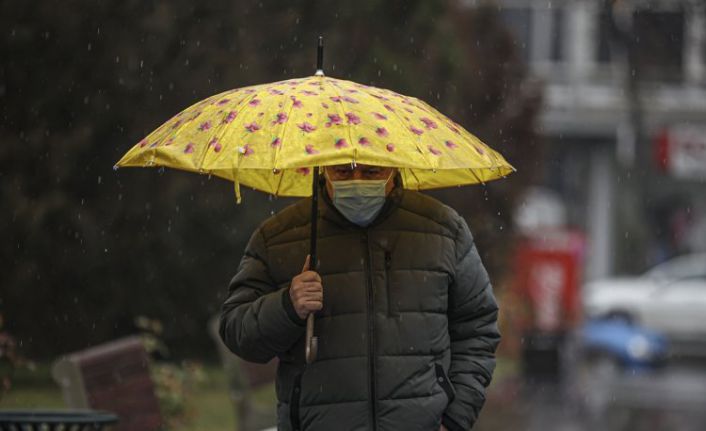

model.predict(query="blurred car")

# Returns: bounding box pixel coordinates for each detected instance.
[581,318,668,370]
[583,253,706,341]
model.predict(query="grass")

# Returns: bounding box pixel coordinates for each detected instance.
[0,363,275,431]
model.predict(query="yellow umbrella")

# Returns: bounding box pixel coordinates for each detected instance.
[115,60,514,202]
[115,38,515,363]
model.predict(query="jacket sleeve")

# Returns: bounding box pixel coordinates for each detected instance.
[442,217,501,431]
[219,227,306,363]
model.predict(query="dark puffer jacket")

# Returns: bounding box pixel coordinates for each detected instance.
[219,182,500,431]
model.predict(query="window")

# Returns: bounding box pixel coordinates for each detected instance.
[633,9,685,82]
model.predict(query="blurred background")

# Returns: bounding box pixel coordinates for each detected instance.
[1,0,704,430]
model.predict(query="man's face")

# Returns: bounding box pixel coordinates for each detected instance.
[324,164,397,199]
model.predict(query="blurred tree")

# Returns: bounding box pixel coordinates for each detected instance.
[0,0,541,359]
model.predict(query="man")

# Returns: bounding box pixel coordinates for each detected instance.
[219,163,500,431]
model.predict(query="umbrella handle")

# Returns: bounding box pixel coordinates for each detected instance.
[306,164,320,364]
[305,314,318,364]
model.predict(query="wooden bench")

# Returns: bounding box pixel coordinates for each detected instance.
[51,335,163,431]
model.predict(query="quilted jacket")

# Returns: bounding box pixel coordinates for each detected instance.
[219,181,500,431]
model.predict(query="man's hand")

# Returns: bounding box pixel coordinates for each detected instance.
[289,255,323,320]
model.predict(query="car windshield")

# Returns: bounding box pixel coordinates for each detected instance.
[645,253,706,281]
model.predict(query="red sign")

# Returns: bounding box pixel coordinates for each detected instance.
[513,230,585,332]
[655,125,706,180]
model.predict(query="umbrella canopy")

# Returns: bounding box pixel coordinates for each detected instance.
[116,76,514,201]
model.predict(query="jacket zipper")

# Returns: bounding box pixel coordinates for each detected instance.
[384,251,396,318]
[362,230,377,431]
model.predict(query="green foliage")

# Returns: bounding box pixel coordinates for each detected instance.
[136,316,207,429]
[1,0,541,359]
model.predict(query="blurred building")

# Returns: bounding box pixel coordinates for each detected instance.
[478,0,706,278]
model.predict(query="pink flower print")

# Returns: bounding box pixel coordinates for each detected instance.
[291,96,303,108]
[376,127,389,137]
[404,107,414,114]
[346,112,361,125]
[448,124,461,134]
[269,88,284,95]
[138,139,148,148]
[301,90,318,96]
[164,137,175,146]
[409,126,424,135]
[384,104,395,112]
[198,121,212,131]
[445,140,458,149]
[243,89,256,94]
[296,167,311,175]
[358,137,371,146]
[372,94,390,101]
[149,140,159,148]
[321,102,329,109]
[373,112,387,120]
[248,98,261,107]
[245,122,261,133]
[209,138,222,152]
[272,112,288,125]
[474,145,485,155]
[335,138,348,149]
[346,89,359,93]
[420,117,438,129]
[330,96,343,103]
[326,114,342,127]
[223,111,237,124]
[386,143,395,152]
[305,144,319,155]
[428,145,441,156]
[184,142,195,154]
[306,112,313,118]
[343,96,359,104]
[216,98,230,105]
[241,144,254,157]
[271,137,281,147]
[171,119,183,129]
[298,122,317,133]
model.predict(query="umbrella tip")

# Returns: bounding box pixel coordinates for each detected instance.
[315,36,324,76]
[113,164,119,171]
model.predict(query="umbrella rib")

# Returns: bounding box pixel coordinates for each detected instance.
[273,86,299,195]
[326,78,356,167]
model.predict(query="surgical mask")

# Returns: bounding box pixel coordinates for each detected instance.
[328,173,393,226]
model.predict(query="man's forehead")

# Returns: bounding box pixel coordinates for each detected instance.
[326,163,391,169]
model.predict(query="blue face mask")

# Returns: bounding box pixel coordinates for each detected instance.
[328,174,393,227]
